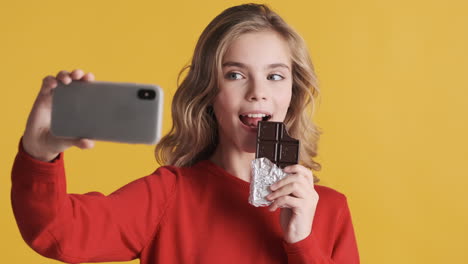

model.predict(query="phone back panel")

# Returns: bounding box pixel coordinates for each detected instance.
[51,81,163,144]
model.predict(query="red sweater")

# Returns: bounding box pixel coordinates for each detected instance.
[11,140,359,263]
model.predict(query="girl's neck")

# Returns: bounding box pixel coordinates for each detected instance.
[209,143,255,182]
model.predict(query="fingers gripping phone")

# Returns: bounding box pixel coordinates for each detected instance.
[51,80,163,145]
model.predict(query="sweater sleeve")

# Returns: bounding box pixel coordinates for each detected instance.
[282,195,360,264]
[10,138,177,264]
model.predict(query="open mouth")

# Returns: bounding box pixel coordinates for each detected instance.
[239,113,272,128]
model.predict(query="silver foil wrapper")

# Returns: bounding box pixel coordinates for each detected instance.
[249,157,288,207]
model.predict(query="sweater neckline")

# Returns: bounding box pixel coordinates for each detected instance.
[197,159,251,189]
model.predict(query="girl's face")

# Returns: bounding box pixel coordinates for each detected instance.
[212,30,293,153]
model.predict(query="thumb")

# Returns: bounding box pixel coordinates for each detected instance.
[73,138,95,149]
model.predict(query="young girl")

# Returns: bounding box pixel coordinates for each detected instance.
[12,3,359,263]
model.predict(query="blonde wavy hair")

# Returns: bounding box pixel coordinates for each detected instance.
[155,3,323,181]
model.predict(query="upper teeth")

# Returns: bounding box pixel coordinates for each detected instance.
[245,113,267,118]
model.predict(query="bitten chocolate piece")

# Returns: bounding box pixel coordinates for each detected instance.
[255,121,300,168]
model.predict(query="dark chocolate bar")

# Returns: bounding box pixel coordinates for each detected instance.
[255,121,300,168]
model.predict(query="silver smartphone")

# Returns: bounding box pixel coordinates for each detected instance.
[51,80,163,145]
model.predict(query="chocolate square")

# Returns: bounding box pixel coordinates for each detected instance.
[257,141,277,162]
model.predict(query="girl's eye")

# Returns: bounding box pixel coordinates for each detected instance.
[267,74,284,81]
[226,72,243,80]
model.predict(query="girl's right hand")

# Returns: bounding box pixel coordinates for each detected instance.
[22,69,96,162]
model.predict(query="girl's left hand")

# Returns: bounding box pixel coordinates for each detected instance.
[266,164,319,244]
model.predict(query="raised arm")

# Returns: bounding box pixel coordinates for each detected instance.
[11,69,177,263]
[11,139,177,263]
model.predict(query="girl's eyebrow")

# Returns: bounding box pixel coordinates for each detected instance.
[222,61,248,69]
[268,63,290,71]
[222,61,290,71]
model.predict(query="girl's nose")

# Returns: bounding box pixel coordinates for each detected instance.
[246,79,268,101]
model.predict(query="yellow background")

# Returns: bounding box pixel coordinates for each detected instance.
[1,0,467,263]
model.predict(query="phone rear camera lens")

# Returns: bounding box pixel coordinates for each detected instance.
[138,89,156,100]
